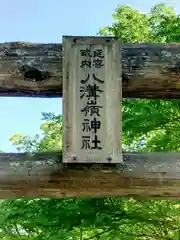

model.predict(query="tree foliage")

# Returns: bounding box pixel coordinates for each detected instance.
[10,112,63,152]
[2,3,180,239]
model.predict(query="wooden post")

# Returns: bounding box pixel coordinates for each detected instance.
[63,36,122,163]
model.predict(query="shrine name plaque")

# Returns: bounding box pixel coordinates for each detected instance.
[63,36,122,163]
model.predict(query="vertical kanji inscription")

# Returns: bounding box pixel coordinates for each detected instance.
[63,36,123,163]
[80,50,104,151]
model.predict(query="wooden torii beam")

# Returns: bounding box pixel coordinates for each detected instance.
[0,151,179,199]
[0,41,180,98]
[0,39,180,199]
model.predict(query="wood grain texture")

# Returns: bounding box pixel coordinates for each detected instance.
[63,36,123,163]
[1,39,180,98]
[0,151,180,199]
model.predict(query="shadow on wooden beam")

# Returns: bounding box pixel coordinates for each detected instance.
[0,42,180,98]
[0,151,179,199]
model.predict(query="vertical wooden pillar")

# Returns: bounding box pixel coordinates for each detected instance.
[63,36,122,163]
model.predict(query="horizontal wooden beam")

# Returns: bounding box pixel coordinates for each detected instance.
[0,151,180,199]
[1,40,180,98]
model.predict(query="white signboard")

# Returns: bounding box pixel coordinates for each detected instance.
[63,36,122,163]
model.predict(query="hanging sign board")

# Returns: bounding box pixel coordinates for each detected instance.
[63,36,122,163]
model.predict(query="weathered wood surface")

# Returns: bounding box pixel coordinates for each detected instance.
[0,151,180,199]
[1,39,180,98]
[63,36,123,163]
